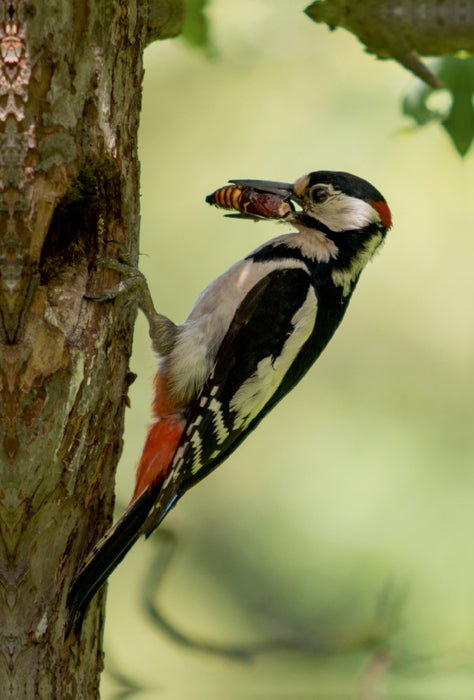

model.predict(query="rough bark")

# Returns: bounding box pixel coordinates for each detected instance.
[0,0,148,695]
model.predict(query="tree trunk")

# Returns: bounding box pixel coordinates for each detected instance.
[0,0,151,695]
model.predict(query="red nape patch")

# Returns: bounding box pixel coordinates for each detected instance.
[131,415,185,503]
[369,199,392,229]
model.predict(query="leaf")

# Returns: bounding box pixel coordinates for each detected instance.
[402,56,474,156]
[181,0,214,55]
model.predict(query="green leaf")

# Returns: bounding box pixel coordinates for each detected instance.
[181,0,214,55]
[403,56,474,157]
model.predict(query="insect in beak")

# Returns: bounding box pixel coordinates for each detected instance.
[229,179,295,199]
[206,179,297,221]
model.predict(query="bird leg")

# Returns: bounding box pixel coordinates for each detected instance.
[87,256,178,356]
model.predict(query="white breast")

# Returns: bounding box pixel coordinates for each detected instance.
[165,252,310,403]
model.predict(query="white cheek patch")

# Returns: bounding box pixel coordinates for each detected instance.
[317,194,380,232]
[229,285,317,430]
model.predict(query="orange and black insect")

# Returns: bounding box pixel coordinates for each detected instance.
[206,184,294,220]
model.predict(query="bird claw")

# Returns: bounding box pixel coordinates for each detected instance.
[86,257,148,303]
[86,256,178,356]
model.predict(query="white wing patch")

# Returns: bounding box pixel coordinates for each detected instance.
[208,397,229,444]
[229,286,318,430]
[190,431,204,473]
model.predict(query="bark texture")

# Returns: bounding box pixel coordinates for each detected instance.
[0,0,148,695]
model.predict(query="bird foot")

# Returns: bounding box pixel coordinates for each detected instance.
[87,256,178,356]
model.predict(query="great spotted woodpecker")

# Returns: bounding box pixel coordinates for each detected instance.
[67,170,392,629]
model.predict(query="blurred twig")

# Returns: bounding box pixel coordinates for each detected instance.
[142,530,300,660]
[142,531,405,662]
[104,655,147,700]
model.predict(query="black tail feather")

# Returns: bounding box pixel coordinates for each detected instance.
[66,488,157,635]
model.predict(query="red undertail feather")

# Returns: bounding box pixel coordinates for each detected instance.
[131,371,186,502]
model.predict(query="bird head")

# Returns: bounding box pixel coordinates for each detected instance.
[231,171,392,295]
[231,171,392,234]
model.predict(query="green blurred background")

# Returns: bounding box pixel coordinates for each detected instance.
[102,2,474,697]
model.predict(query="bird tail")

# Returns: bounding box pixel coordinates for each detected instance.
[66,411,187,635]
[66,487,157,635]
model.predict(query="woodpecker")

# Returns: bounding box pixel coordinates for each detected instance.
[67,170,392,630]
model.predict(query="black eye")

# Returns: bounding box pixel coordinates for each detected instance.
[310,186,329,203]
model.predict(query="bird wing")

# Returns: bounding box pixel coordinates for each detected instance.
[144,266,318,532]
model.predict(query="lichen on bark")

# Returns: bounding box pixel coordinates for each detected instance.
[0,0,150,695]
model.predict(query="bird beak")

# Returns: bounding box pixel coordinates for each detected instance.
[229,179,295,200]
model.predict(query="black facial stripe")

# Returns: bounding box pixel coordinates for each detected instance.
[328,222,383,268]
[247,242,309,266]
[296,213,334,237]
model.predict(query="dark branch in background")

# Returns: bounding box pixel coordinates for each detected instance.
[305,0,473,88]
[305,0,474,156]
[146,0,185,44]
